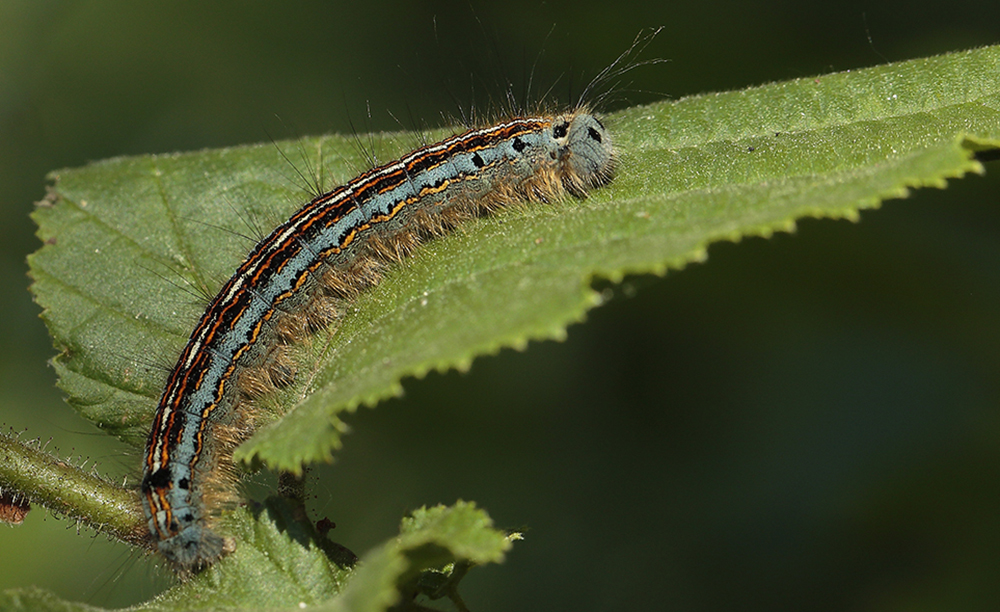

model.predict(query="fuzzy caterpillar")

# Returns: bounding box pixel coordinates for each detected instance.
[140,109,617,569]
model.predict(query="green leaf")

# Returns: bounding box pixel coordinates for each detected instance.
[0,497,353,611]
[27,46,1000,473]
[0,501,508,612]
[316,501,512,612]
[0,587,103,612]
[135,498,354,611]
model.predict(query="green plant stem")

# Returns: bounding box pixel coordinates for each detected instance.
[0,429,147,547]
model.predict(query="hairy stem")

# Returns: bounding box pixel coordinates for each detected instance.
[0,428,148,547]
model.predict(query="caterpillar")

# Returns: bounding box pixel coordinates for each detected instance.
[140,109,617,570]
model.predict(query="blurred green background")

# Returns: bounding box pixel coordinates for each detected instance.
[2,1,1000,609]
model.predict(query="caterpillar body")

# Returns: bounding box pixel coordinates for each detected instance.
[140,109,617,569]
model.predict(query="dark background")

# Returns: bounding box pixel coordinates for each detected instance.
[2,1,1000,609]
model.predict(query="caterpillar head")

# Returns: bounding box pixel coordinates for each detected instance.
[551,111,616,198]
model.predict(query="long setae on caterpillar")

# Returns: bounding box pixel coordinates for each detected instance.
[140,108,617,570]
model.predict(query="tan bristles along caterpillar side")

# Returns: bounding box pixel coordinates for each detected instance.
[139,107,618,570]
